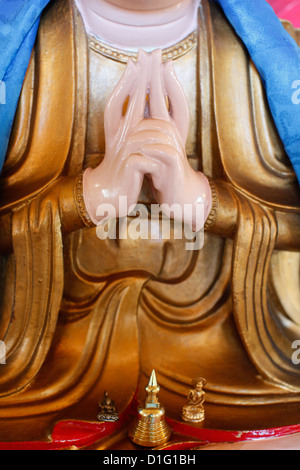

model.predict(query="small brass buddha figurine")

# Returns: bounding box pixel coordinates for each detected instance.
[97,391,119,422]
[129,370,172,447]
[181,377,206,424]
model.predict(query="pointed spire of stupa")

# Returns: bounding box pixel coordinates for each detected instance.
[148,369,158,388]
[145,370,160,408]
[129,369,172,447]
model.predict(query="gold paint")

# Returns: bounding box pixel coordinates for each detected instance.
[129,370,172,447]
[0,0,299,446]
[181,377,206,423]
[88,30,197,63]
[74,171,96,228]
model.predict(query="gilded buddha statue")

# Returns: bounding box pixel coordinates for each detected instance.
[0,0,300,449]
[181,377,206,423]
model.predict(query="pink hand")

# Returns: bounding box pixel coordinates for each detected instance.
[83,49,212,232]
[141,50,212,231]
[83,51,160,224]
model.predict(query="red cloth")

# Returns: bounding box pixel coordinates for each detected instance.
[267,0,300,28]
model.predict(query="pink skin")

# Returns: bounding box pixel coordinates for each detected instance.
[75,0,199,50]
[79,0,211,231]
[83,50,212,232]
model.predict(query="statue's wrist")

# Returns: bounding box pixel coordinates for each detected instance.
[81,164,123,226]
[184,170,214,231]
[203,179,238,238]
[203,176,218,232]
[74,170,96,228]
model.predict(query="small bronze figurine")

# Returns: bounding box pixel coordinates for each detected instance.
[181,377,206,423]
[97,391,119,422]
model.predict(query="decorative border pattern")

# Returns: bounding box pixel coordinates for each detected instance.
[204,178,218,232]
[88,31,197,63]
[74,171,95,228]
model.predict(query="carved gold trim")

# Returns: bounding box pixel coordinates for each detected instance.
[74,171,95,228]
[88,31,197,63]
[204,178,218,232]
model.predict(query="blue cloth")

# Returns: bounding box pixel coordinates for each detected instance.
[0,0,51,173]
[216,0,300,184]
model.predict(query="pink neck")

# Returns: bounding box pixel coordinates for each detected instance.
[75,0,199,50]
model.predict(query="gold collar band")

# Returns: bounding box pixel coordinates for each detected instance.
[88,30,197,63]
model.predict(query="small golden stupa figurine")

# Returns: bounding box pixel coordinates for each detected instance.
[97,391,119,422]
[129,370,172,447]
[181,377,206,423]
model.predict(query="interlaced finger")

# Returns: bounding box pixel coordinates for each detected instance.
[163,60,190,146]
[123,50,151,131]
[149,49,170,122]
[104,58,137,140]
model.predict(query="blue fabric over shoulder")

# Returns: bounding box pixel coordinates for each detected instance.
[0,0,51,173]
[216,0,300,184]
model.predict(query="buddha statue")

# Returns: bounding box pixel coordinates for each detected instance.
[181,377,206,423]
[97,391,119,422]
[0,0,300,450]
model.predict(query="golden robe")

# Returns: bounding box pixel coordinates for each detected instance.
[0,0,300,442]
